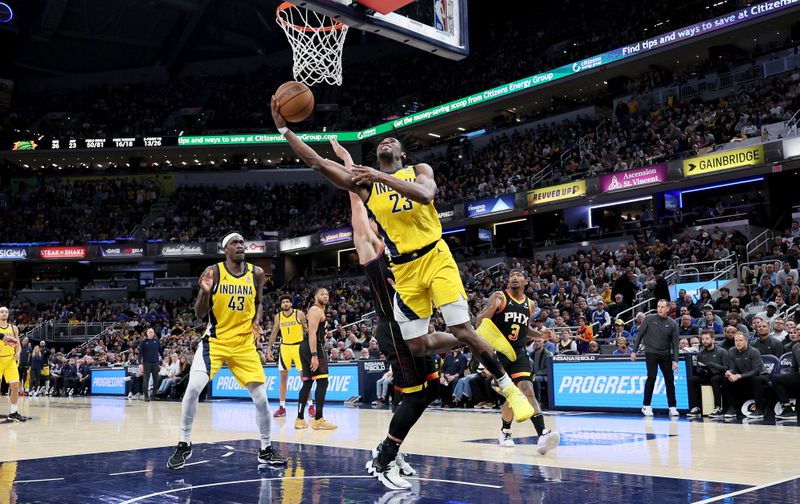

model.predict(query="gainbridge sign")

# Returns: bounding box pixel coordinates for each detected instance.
[682,145,764,177]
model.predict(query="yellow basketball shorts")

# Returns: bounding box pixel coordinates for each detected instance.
[0,357,19,384]
[278,343,303,371]
[194,335,265,387]
[391,239,467,321]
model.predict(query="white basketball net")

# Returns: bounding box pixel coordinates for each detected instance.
[276,2,349,86]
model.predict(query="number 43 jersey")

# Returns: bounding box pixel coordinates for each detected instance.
[491,291,535,352]
[208,262,257,340]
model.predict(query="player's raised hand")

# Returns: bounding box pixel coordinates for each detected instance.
[490,291,504,308]
[351,164,383,185]
[271,95,287,129]
[198,268,214,294]
[329,138,353,165]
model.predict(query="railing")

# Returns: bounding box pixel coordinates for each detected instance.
[617,298,657,327]
[695,212,748,226]
[33,322,120,342]
[529,164,553,188]
[690,260,738,302]
[22,320,53,342]
[739,259,783,287]
[746,229,774,261]
[784,108,800,137]
[474,262,505,283]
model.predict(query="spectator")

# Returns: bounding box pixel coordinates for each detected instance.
[439,349,467,407]
[678,315,699,337]
[61,358,79,396]
[529,335,552,404]
[592,301,612,337]
[575,317,594,354]
[770,318,788,341]
[610,319,632,343]
[556,329,578,354]
[373,368,393,405]
[777,261,799,286]
[713,287,733,312]
[697,310,723,335]
[587,341,601,354]
[612,337,632,356]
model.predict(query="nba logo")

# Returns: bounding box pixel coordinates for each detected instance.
[434,0,447,32]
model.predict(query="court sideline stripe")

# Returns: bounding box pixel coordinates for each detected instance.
[14,478,65,484]
[691,473,800,504]
[119,475,500,503]
[110,469,153,476]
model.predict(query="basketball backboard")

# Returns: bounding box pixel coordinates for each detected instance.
[294,0,468,60]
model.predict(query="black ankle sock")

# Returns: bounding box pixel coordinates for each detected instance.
[531,414,546,436]
[502,419,512,431]
[378,438,402,466]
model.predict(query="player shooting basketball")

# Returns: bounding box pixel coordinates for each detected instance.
[271,97,536,428]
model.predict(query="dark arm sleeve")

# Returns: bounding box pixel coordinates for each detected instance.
[740,350,763,378]
[707,350,728,372]
[727,349,737,373]
[633,317,647,352]
[672,320,680,362]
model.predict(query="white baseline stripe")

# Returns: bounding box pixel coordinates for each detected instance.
[14,478,65,484]
[184,460,209,467]
[405,477,501,489]
[110,469,153,476]
[692,474,800,504]
[120,474,497,503]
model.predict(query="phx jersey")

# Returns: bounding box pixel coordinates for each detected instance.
[491,291,535,381]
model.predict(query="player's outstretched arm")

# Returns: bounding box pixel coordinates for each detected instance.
[266,313,280,362]
[476,291,504,329]
[352,162,436,204]
[272,97,367,199]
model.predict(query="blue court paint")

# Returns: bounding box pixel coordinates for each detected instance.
[0,440,776,504]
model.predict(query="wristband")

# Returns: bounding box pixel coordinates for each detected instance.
[278,127,289,135]
[311,352,318,357]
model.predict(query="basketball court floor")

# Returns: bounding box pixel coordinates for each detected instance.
[1,397,799,503]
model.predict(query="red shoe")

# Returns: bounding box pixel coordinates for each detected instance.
[273,406,287,418]
[308,405,316,417]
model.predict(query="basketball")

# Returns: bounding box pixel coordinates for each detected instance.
[275,80,315,123]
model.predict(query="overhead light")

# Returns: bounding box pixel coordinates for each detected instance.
[457,127,466,131]
[181,161,187,166]
[428,133,441,138]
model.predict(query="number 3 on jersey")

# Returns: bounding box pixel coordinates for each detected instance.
[389,193,413,213]
[509,323,521,341]
[228,296,245,311]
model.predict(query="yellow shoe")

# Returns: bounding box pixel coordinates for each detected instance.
[311,418,338,430]
[294,418,308,430]
[475,318,516,361]
[502,384,534,422]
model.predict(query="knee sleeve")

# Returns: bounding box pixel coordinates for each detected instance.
[184,372,208,399]
[247,382,268,408]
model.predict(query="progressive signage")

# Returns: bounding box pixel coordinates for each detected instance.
[90,368,128,395]
[549,355,691,411]
[0,247,27,260]
[599,164,668,192]
[100,245,145,257]
[527,180,587,206]
[682,145,764,176]
[465,195,515,218]
[320,227,354,245]
[211,364,359,401]
[39,246,88,259]
[160,243,204,257]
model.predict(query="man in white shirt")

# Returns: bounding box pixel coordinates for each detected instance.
[777,261,799,286]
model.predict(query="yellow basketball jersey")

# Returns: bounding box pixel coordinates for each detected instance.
[278,309,303,345]
[366,166,442,256]
[0,324,14,358]
[209,262,257,340]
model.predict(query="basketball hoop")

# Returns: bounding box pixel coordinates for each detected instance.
[276,2,349,86]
